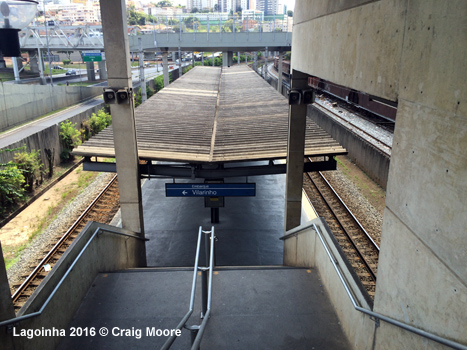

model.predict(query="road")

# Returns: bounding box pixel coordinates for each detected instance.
[0,98,104,149]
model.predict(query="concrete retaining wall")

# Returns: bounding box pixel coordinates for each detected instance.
[0,84,102,132]
[2,222,146,350]
[308,104,390,189]
[0,102,105,169]
[283,217,376,349]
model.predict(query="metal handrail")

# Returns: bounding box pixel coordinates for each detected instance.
[0,227,148,328]
[311,223,467,350]
[161,226,215,350]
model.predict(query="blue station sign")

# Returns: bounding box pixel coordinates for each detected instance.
[166,183,256,197]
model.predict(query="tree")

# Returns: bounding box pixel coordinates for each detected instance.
[287,10,293,17]
[157,0,172,7]
[214,3,219,12]
[185,16,200,29]
[13,148,42,193]
[191,7,199,13]
[236,5,242,12]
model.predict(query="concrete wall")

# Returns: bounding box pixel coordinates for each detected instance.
[283,217,376,350]
[0,102,104,168]
[308,104,390,189]
[0,84,102,132]
[1,222,146,350]
[293,1,467,349]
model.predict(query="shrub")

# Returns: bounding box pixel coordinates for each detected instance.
[59,120,82,162]
[0,163,25,216]
[62,59,71,65]
[13,149,42,192]
[154,75,164,92]
[147,84,154,99]
[81,109,112,141]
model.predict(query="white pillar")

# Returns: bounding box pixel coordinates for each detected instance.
[98,60,107,80]
[278,50,283,94]
[178,47,182,77]
[285,70,308,231]
[100,0,146,248]
[138,38,147,102]
[162,52,169,87]
[12,57,20,82]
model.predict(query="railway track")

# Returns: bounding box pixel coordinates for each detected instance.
[315,100,393,157]
[11,175,120,312]
[303,165,380,298]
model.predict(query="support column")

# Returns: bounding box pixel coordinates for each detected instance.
[178,47,182,77]
[0,242,16,349]
[28,50,39,73]
[37,48,46,85]
[212,52,214,66]
[138,38,146,103]
[238,51,240,65]
[0,51,5,68]
[100,0,146,257]
[254,51,257,71]
[86,61,96,81]
[263,47,268,79]
[98,60,107,80]
[277,50,283,94]
[285,70,308,231]
[222,51,233,67]
[162,52,169,87]
[12,57,20,82]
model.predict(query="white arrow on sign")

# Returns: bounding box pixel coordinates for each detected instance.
[182,190,187,195]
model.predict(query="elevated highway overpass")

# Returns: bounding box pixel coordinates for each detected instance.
[19,26,291,53]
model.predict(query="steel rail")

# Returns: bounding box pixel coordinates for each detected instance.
[11,174,118,304]
[318,171,380,252]
[160,226,215,350]
[305,171,377,281]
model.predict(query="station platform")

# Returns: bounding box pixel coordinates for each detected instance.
[142,163,286,267]
[56,169,350,349]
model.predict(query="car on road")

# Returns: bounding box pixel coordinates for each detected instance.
[65,70,77,76]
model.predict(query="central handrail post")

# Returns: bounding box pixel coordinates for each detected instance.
[201,269,208,318]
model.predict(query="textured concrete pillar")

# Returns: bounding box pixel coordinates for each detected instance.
[285,70,308,231]
[178,48,182,77]
[162,52,169,87]
[28,50,39,73]
[100,0,146,262]
[98,60,107,80]
[0,242,16,349]
[138,38,146,102]
[86,61,96,81]
[277,50,283,93]
[222,51,233,67]
[0,51,5,68]
[12,57,20,82]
